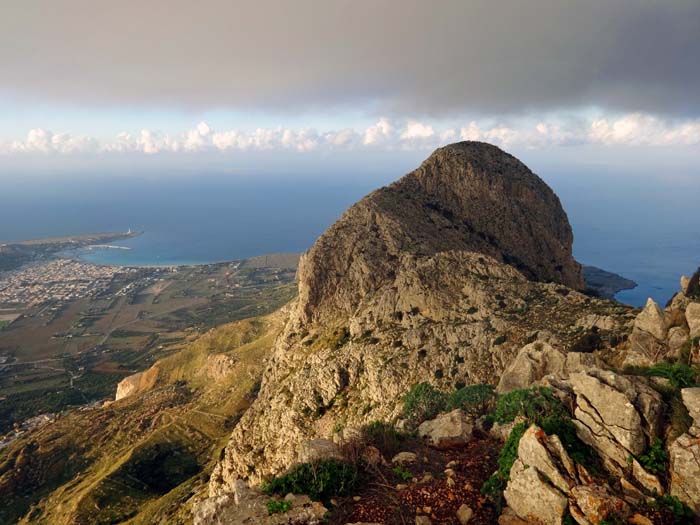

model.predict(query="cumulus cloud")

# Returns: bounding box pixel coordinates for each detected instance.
[2,114,699,157]
[363,118,393,146]
[2,129,96,154]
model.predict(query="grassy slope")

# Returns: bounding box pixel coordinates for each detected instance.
[0,308,286,525]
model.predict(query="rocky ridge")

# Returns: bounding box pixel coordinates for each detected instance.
[208,142,605,490]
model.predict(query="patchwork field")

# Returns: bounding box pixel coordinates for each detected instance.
[0,254,299,433]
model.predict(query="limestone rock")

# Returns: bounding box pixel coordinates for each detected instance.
[417,409,474,449]
[204,353,237,381]
[298,439,343,464]
[682,276,692,295]
[565,369,664,494]
[415,516,432,525]
[687,302,700,339]
[193,481,327,525]
[569,485,630,525]
[516,425,577,493]
[504,459,568,525]
[297,141,583,326]
[391,452,417,465]
[633,298,669,340]
[456,503,473,524]
[115,366,160,400]
[570,371,646,456]
[498,507,530,525]
[682,388,700,423]
[497,341,601,392]
[667,326,690,358]
[669,426,700,513]
[577,314,617,331]
[497,342,566,393]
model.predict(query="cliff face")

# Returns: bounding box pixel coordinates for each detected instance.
[208,143,613,491]
[296,141,583,325]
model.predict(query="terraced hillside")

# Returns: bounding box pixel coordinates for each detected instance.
[0,308,288,525]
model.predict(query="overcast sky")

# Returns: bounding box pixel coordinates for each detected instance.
[1,0,698,172]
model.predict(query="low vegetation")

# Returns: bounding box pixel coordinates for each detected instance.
[446,383,495,417]
[637,437,668,475]
[262,459,360,505]
[624,362,700,389]
[482,386,599,504]
[401,382,448,427]
[266,499,292,515]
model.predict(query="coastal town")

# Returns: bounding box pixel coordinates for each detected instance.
[0,259,140,307]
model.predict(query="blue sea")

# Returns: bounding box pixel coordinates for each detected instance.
[1,170,698,308]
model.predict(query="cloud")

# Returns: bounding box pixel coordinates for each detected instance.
[363,118,393,146]
[2,129,96,154]
[588,114,700,146]
[3,114,699,157]
[400,121,435,141]
[0,1,697,117]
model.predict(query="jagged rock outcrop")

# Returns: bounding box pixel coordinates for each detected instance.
[115,365,160,400]
[417,409,474,449]
[204,142,625,502]
[194,480,326,525]
[496,341,601,393]
[566,369,664,493]
[669,387,700,512]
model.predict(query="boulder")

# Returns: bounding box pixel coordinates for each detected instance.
[570,371,646,456]
[391,451,417,465]
[417,409,474,449]
[497,342,566,392]
[682,276,692,295]
[193,480,327,525]
[504,459,568,525]
[566,369,664,492]
[633,298,669,340]
[497,342,600,393]
[669,426,700,513]
[667,326,690,358]
[577,314,617,331]
[498,507,530,525]
[687,302,700,339]
[456,504,473,524]
[681,388,700,424]
[298,439,343,464]
[516,425,577,493]
[569,485,630,525]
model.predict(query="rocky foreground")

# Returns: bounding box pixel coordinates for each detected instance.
[192,142,700,524]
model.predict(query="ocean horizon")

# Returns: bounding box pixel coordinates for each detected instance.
[2,171,698,308]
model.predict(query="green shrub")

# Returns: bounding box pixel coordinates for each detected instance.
[446,384,495,417]
[637,437,668,475]
[648,495,695,524]
[392,465,413,481]
[484,386,601,504]
[266,499,292,515]
[401,382,447,427]
[262,459,359,504]
[625,362,700,389]
[492,386,568,425]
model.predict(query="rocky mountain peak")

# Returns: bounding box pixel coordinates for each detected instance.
[296,141,583,324]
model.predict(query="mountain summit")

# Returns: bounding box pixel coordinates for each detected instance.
[297,141,583,324]
[206,142,609,492]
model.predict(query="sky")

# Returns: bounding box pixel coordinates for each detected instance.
[0,0,699,176]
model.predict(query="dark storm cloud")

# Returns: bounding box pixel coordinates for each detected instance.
[1,0,698,116]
